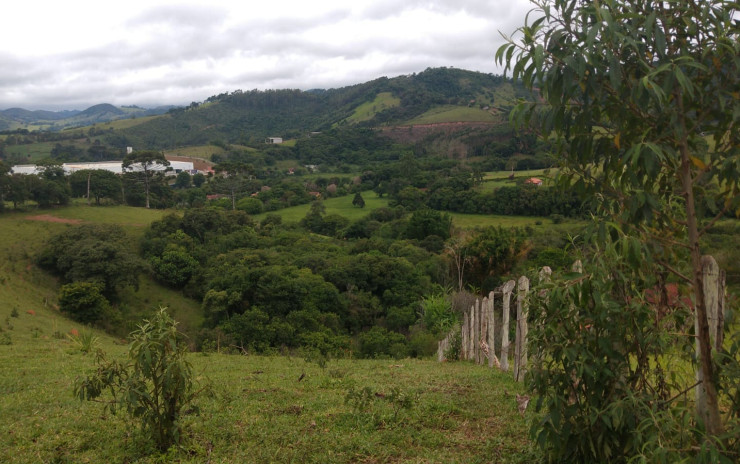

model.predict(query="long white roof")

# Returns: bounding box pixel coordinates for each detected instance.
[10,160,195,175]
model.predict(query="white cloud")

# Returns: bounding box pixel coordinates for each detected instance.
[0,0,534,110]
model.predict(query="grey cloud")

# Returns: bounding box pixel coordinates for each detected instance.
[1,0,533,110]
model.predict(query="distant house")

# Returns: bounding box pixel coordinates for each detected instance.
[524,177,543,186]
[266,137,283,144]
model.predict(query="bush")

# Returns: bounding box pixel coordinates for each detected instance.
[59,281,111,324]
[408,331,438,358]
[75,308,204,451]
[149,250,199,288]
[357,327,408,359]
[236,197,264,215]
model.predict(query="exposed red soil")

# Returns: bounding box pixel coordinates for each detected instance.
[378,121,498,144]
[25,214,82,224]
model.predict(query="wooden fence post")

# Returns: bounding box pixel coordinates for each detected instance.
[500,280,516,371]
[514,276,530,382]
[487,291,497,368]
[696,255,725,420]
[469,303,476,361]
[462,310,469,361]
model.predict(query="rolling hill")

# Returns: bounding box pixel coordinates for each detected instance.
[0,104,174,131]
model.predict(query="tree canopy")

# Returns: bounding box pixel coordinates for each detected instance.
[497,0,739,455]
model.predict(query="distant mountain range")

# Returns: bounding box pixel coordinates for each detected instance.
[0,104,176,131]
[1,68,537,154]
[110,68,533,150]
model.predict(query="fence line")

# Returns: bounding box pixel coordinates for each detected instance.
[437,257,726,388]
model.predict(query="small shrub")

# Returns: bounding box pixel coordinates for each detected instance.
[408,331,438,358]
[68,331,100,354]
[549,213,565,224]
[75,308,204,451]
[442,331,462,361]
[345,385,416,423]
[10,308,19,318]
[419,293,455,335]
[0,332,11,345]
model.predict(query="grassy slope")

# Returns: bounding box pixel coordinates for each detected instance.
[406,106,499,125]
[0,205,535,463]
[253,189,571,231]
[0,205,203,335]
[0,335,533,463]
[343,92,401,125]
[5,142,57,163]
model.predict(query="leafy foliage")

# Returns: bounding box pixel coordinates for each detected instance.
[499,0,739,449]
[38,224,147,298]
[58,281,111,324]
[75,308,203,451]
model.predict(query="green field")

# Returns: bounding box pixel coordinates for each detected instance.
[0,204,534,463]
[0,328,532,463]
[254,191,390,223]
[0,205,202,336]
[344,92,401,124]
[163,144,226,161]
[406,106,500,125]
[5,142,57,163]
[475,169,556,192]
[251,191,572,232]
[100,114,161,130]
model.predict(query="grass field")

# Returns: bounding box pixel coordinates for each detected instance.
[100,114,161,131]
[344,92,401,125]
[251,191,573,232]
[476,169,556,192]
[0,326,534,463]
[163,144,226,161]
[0,205,202,337]
[0,204,535,463]
[406,106,499,125]
[253,191,390,223]
[4,142,57,163]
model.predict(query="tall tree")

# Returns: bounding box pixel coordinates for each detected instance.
[498,0,738,441]
[69,169,122,205]
[213,162,253,210]
[123,150,170,209]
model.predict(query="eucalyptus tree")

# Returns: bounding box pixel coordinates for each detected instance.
[497,0,738,445]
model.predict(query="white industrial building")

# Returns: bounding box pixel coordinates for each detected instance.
[10,160,196,176]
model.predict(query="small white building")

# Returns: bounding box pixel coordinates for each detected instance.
[266,137,283,144]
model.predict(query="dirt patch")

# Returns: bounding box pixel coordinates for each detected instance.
[25,214,83,224]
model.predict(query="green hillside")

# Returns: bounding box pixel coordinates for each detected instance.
[110,68,531,149]
[0,202,534,463]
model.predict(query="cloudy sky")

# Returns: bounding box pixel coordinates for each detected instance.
[1,0,534,111]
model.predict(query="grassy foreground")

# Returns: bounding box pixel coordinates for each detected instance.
[0,317,534,463]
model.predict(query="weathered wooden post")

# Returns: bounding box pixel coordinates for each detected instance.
[500,280,516,371]
[479,296,487,365]
[473,299,481,363]
[468,304,477,360]
[487,291,497,368]
[514,276,530,382]
[696,255,725,421]
[462,311,469,360]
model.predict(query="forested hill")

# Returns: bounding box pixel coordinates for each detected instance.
[114,68,534,149]
[0,104,174,131]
